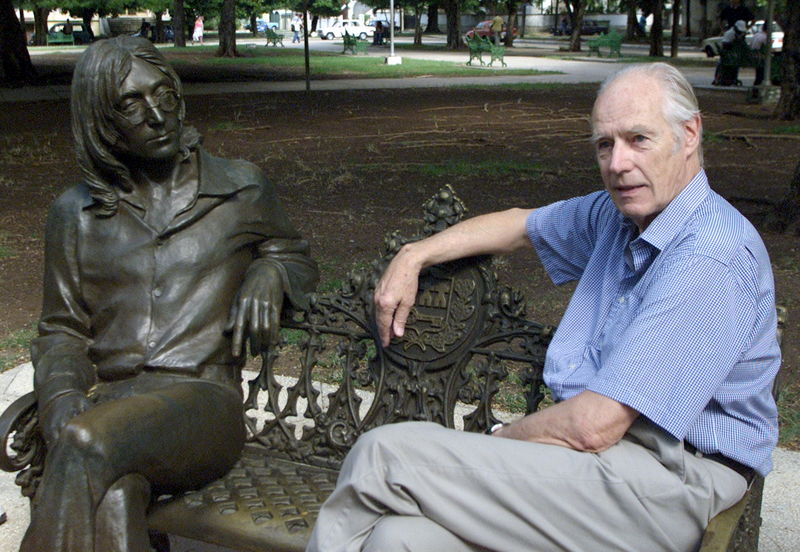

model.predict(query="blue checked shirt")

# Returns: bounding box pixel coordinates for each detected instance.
[526,170,780,475]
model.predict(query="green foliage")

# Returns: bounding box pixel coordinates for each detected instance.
[0,325,36,373]
[774,125,800,135]
[778,381,800,450]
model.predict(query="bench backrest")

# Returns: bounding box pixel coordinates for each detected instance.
[244,185,553,469]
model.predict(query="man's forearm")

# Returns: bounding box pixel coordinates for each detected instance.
[494,390,639,453]
[399,208,535,271]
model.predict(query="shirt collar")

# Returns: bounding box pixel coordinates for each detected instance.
[634,169,710,252]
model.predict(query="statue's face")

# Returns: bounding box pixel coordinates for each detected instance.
[112,58,182,162]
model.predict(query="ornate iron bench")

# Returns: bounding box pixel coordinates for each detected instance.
[465,36,506,67]
[342,33,368,55]
[0,186,784,552]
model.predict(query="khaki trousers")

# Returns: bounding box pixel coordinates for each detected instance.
[307,419,747,552]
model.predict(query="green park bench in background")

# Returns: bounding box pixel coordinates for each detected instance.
[46,31,75,46]
[0,186,785,552]
[342,33,369,55]
[264,28,284,47]
[587,29,623,58]
[465,35,506,67]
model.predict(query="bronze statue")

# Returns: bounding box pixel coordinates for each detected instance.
[20,36,318,552]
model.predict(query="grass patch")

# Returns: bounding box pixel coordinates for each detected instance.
[778,381,800,450]
[774,125,800,135]
[453,82,570,91]
[415,159,541,179]
[0,325,36,372]
[171,48,552,78]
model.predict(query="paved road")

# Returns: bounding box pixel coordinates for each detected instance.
[1,35,758,102]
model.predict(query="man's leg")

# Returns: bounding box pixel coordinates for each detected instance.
[95,474,152,552]
[20,379,244,552]
[307,420,747,552]
[363,515,485,552]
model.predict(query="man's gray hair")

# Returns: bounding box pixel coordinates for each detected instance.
[597,62,704,165]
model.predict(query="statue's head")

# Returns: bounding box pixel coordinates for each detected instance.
[71,36,197,216]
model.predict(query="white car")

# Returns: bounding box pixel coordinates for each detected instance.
[317,20,374,40]
[701,20,783,57]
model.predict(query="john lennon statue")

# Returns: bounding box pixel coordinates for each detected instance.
[20,36,318,552]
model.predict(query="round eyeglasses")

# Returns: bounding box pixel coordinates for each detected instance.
[115,88,180,125]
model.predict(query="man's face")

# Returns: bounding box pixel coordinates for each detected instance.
[112,58,182,162]
[591,73,700,233]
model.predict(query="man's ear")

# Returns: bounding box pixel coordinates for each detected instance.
[682,114,702,157]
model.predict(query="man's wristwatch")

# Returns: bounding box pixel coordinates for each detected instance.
[485,422,505,435]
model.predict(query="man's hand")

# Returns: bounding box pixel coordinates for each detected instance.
[39,391,92,448]
[373,246,423,347]
[226,261,284,357]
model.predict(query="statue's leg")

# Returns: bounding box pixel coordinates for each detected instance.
[95,473,152,552]
[20,378,244,552]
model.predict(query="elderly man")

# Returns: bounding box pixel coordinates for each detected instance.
[306,63,780,552]
[21,37,317,552]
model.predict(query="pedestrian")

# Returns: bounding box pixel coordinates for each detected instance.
[491,14,503,45]
[307,62,780,552]
[192,15,204,45]
[750,22,769,86]
[291,13,302,44]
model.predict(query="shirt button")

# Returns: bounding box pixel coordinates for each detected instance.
[153,288,162,297]
[568,363,577,370]
[148,341,156,349]
[618,296,626,304]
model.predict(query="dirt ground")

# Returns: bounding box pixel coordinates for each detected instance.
[1,56,798,435]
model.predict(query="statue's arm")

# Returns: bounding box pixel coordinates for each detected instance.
[227,173,319,357]
[31,194,95,446]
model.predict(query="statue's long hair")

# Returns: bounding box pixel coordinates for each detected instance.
[71,36,199,217]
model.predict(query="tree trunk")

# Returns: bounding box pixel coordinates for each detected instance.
[250,12,257,36]
[504,5,517,47]
[567,1,585,52]
[425,3,441,33]
[685,0,690,37]
[700,0,709,39]
[173,0,185,47]
[80,9,94,40]
[414,6,423,45]
[0,0,36,85]
[670,0,680,57]
[443,0,460,50]
[217,0,237,57]
[649,0,664,57]
[153,11,164,42]
[33,7,48,46]
[775,0,799,120]
[626,2,638,40]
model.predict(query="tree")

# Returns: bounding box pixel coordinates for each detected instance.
[563,0,586,51]
[217,0,236,56]
[648,0,663,56]
[775,0,799,120]
[502,0,519,46]
[173,0,186,46]
[1,0,35,84]
[425,1,440,33]
[669,0,680,57]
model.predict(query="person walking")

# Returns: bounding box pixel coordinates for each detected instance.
[192,15,204,45]
[491,14,503,44]
[291,14,302,44]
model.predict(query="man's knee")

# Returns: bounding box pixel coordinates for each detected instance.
[56,417,114,462]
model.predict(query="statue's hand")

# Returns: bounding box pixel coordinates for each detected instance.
[39,391,92,448]
[226,261,284,357]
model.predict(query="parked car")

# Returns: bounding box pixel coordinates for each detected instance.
[29,22,92,45]
[701,20,783,57]
[245,19,279,33]
[366,19,399,32]
[464,20,518,41]
[318,19,373,40]
[552,19,610,36]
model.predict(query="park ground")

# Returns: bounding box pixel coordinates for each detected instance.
[1,47,799,446]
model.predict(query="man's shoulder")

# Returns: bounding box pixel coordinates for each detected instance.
[198,147,269,194]
[687,192,766,263]
[51,182,93,213]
